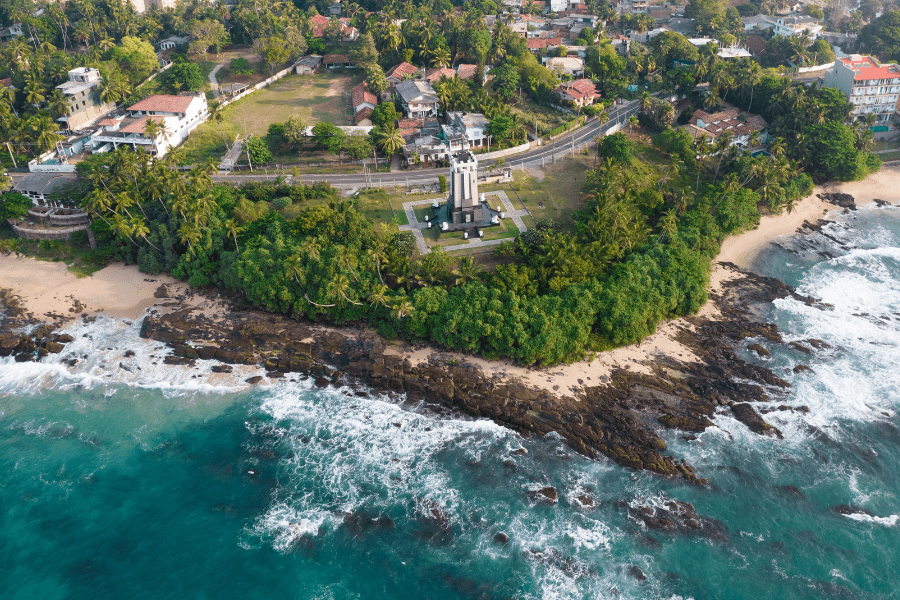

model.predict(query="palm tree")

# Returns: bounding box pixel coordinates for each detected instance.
[225,219,244,252]
[391,298,415,319]
[48,91,69,120]
[656,209,678,244]
[452,255,481,285]
[376,126,404,155]
[24,80,45,109]
[326,273,363,306]
[431,46,451,68]
[367,283,391,308]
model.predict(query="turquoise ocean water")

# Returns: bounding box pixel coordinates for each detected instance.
[2,206,899,600]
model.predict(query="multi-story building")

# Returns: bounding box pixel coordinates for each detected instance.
[55,68,116,132]
[395,80,440,118]
[89,93,208,157]
[824,55,900,123]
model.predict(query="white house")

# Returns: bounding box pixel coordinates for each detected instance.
[90,93,208,158]
[543,56,585,77]
[395,80,440,118]
[824,55,900,123]
[443,111,490,148]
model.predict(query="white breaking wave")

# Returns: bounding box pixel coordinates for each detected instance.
[843,512,900,526]
[0,315,265,396]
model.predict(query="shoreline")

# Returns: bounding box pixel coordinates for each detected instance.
[1,167,897,479]
[1,165,898,397]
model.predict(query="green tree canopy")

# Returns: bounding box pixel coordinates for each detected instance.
[860,10,900,62]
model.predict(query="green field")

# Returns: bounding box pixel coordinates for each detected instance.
[178,72,359,166]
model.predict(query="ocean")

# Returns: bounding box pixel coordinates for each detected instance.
[1,204,899,600]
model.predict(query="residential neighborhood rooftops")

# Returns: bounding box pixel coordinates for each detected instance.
[425,67,456,83]
[294,54,323,68]
[526,37,563,50]
[394,79,438,103]
[310,14,331,37]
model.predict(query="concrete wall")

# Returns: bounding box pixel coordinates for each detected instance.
[9,221,89,241]
[478,140,536,161]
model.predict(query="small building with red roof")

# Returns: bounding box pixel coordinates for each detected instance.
[385,62,421,89]
[351,81,378,114]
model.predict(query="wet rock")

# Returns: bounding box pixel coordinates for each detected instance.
[14,352,33,362]
[245,376,264,384]
[732,403,783,438]
[313,376,330,388]
[163,356,195,366]
[748,343,770,357]
[805,339,831,350]
[628,499,727,542]
[576,495,595,508]
[511,448,528,456]
[124,350,135,358]
[535,486,558,502]
[830,504,872,517]
[42,341,65,354]
[266,371,284,379]
[197,346,218,360]
[627,565,647,582]
[818,192,856,210]
[66,358,78,367]
[56,334,74,344]
[493,532,509,545]
[789,341,812,354]
[793,364,813,374]
[211,365,233,374]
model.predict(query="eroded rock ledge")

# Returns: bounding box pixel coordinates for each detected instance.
[1,263,823,484]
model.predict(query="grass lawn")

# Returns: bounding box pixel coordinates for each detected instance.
[485,157,595,231]
[178,72,359,166]
[1,233,104,278]
[878,150,900,161]
[352,189,408,226]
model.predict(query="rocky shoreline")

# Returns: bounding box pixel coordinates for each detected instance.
[0,259,840,485]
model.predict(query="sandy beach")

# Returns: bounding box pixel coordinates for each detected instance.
[1,165,898,394]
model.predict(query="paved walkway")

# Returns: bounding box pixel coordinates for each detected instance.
[218,135,243,171]
[398,191,529,255]
[209,63,224,96]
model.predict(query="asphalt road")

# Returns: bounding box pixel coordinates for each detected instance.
[211,99,641,189]
[7,100,639,190]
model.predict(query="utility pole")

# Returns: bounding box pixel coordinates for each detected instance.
[245,136,253,172]
[6,143,16,168]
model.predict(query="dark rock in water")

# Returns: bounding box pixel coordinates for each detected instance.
[37,347,48,358]
[245,376,264,384]
[534,486,558,502]
[266,371,284,379]
[66,358,78,367]
[494,532,509,545]
[805,338,832,350]
[831,504,873,517]
[43,341,65,354]
[576,495,595,508]
[526,549,596,578]
[313,376,330,388]
[119,362,132,372]
[778,485,805,498]
[793,364,814,374]
[14,353,33,362]
[789,341,812,354]
[211,365,233,374]
[748,343,770,357]
[732,403,784,438]
[627,565,647,582]
[873,199,889,207]
[56,334,74,344]
[163,356,195,366]
[511,448,528,456]
[682,434,698,441]
[197,346,217,360]
[797,405,810,413]
[818,192,856,210]
[124,350,135,358]
[628,499,728,542]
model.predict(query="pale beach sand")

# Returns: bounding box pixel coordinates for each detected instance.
[1,165,898,395]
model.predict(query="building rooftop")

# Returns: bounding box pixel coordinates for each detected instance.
[395,79,438,103]
[351,81,377,107]
[294,54,323,68]
[323,53,351,64]
[14,172,78,195]
[425,67,456,83]
[128,94,197,114]
[555,78,596,100]
[687,105,767,138]
[118,115,166,134]
[386,62,418,80]
[837,55,900,81]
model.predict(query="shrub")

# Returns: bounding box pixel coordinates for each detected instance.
[272,196,292,210]
[438,174,447,193]
[390,231,416,256]
[229,57,255,75]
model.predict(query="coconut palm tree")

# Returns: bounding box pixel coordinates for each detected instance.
[225,219,244,252]
[391,298,415,319]
[452,255,482,285]
[376,126,405,155]
[326,273,363,306]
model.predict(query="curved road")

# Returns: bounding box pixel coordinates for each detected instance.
[211,100,641,188]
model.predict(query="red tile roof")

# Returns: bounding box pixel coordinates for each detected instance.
[746,34,767,56]
[688,105,767,138]
[425,67,456,83]
[526,37,563,50]
[118,115,166,135]
[386,62,418,80]
[837,56,900,81]
[456,64,478,81]
[353,106,373,124]
[127,94,196,114]
[555,78,596,100]
[311,14,330,37]
[98,118,119,126]
[323,54,351,64]
[351,81,377,108]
